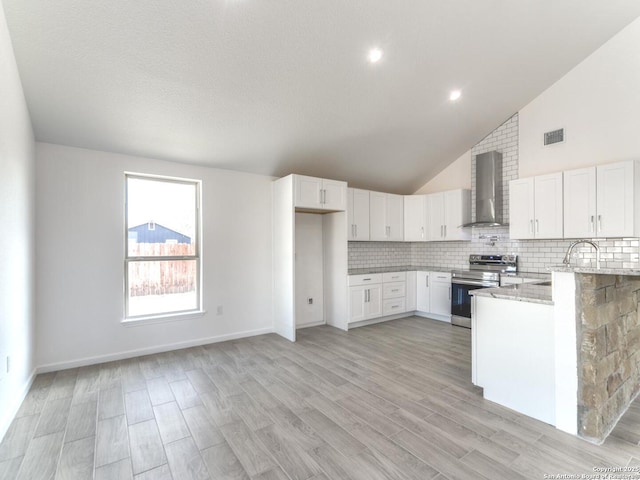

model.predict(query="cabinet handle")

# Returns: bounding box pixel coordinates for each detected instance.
[323,189,327,204]
[590,215,595,233]
[386,226,390,237]
[444,225,447,238]
[355,225,357,238]
[421,226,424,238]
[392,305,399,309]
[392,289,399,292]
[426,276,429,287]
[530,219,533,234]
[598,215,602,232]
[363,278,371,281]
[535,219,539,233]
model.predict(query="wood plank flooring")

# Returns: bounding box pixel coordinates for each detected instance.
[1,316,640,479]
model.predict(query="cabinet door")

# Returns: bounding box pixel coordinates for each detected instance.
[294,175,322,209]
[563,167,596,238]
[369,191,387,241]
[322,179,347,211]
[348,286,367,323]
[365,285,383,319]
[534,172,563,239]
[427,193,445,240]
[597,161,635,237]
[430,281,451,316]
[509,178,535,240]
[351,189,370,240]
[416,271,430,312]
[404,195,427,241]
[443,190,471,241]
[406,271,417,311]
[386,194,404,241]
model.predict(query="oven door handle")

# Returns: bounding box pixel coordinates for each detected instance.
[452,279,498,287]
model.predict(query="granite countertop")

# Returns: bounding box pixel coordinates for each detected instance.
[501,271,551,280]
[548,265,640,276]
[348,265,452,275]
[470,283,553,305]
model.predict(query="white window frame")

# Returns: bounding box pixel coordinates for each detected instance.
[124,173,202,322]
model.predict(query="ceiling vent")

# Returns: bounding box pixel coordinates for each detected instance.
[544,128,565,146]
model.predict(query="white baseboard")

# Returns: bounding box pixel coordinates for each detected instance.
[347,312,412,329]
[0,369,37,443]
[36,327,274,374]
[296,320,326,329]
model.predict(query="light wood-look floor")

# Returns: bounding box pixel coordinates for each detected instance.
[1,317,640,480]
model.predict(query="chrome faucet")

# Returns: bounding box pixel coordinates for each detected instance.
[563,239,600,269]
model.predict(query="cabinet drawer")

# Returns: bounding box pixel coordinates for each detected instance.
[348,274,383,286]
[382,271,406,282]
[383,298,406,316]
[383,282,406,299]
[431,272,451,282]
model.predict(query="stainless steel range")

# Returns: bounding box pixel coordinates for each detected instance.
[450,254,517,328]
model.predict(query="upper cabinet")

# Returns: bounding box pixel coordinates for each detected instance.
[427,190,471,241]
[370,192,404,241]
[404,195,427,241]
[564,161,639,238]
[294,175,347,211]
[347,188,370,241]
[509,172,563,239]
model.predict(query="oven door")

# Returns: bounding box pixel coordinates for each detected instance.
[451,279,497,328]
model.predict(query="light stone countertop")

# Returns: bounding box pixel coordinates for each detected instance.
[470,283,554,305]
[501,271,551,280]
[548,266,640,276]
[348,265,452,275]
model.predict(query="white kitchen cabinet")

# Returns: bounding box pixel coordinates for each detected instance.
[430,272,452,317]
[406,271,417,311]
[416,271,430,312]
[404,195,427,241]
[294,175,347,211]
[596,161,637,238]
[370,192,404,241]
[427,190,471,241]
[347,188,370,241]
[563,166,597,238]
[563,161,639,238]
[509,173,563,239]
[348,284,382,323]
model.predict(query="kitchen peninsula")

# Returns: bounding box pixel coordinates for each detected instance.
[471,267,640,444]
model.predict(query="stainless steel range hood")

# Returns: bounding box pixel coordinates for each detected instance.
[462,151,508,227]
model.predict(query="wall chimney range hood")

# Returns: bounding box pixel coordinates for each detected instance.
[462,151,508,227]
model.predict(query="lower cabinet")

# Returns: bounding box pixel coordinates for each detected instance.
[348,284,382,323]
[416,271,451,320]
[348,272,407,324]
[430,272,452,317]
[416,271,430,312]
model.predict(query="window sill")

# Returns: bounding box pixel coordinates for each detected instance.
[121,310,206,327]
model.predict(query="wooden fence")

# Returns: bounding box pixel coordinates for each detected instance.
[128,243,196,297]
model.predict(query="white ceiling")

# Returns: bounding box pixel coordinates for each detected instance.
[4,1,640,193]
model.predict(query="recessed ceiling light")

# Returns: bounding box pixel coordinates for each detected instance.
[368,48,383,64]
[449,90,462,101]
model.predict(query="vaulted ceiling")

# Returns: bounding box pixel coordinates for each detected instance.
[3,0,640,193]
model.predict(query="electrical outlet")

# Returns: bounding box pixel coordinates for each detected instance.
[216,305,223,316]
[307,298,313,305]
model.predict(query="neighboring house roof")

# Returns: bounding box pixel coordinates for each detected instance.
[128,223,191,244]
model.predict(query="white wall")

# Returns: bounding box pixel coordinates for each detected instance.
[414,17,640,193]
[519,17,640,178]
[413,150,471,194]
[294,213,324,328]
[36,143,274,370]
[0,2,36,439]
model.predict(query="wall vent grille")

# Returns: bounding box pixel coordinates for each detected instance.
[544,128,565,146]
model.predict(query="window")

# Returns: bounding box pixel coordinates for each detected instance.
[125,174,201,319]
